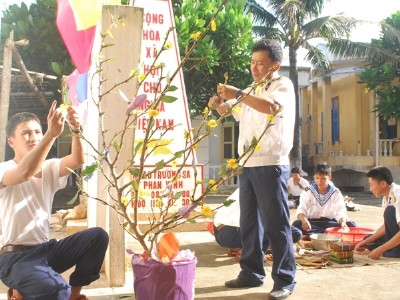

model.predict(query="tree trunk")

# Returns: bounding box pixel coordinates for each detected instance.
[288,46,302,170]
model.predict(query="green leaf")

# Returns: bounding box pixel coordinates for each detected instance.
[129,168,141,177]
[155,160,165,170]
[51,62,62,76]
[162,95,178,103]
[168,85,178,92]
[173,191,182,199]
[222,199,235,206]
[81,162,99,177]
[112,140,121,152]
[66,191,79,205]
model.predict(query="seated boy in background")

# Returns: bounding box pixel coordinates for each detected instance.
[292,162,356,237]
[355,166,400,259]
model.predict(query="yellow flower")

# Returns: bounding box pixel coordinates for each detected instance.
[60,103,70,110]
[227,158,238,170]
[130,69,138,77]
[207,119,218,128]
[255,86,262,95]
[155,199,163,208]
[266,114,276,122]
[196,180,202,185]
[171,160,177,168]
[255,143,261,151]
[190,31,201,40]
[184,130,190,139]
[148,109,160,117]
[208,179,215,186]
[138,73,146,83]
[202,205,212,217]
[192,143,199,150]
[172,176,178,184]
[164,41,173,50]
[105,29,114,38]
[122,196,129,206]
[202,106,209,116]
[211,20,217,32]
[363,87,370,94]
[232,107,242,114]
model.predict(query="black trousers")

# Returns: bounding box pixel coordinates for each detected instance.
[0,227,109,300]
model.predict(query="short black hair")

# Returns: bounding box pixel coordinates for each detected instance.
[6,112,41,138]
[251,39,283,63]
[291,167,300,174]
[314,162,331,176]
[367,166,393,185]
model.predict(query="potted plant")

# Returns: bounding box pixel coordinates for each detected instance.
[60,1,278,299]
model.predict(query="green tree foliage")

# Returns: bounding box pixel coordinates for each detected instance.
[359,11,400,120]
[1,0,74,76]
[172,0,254,115]
[245,0,357,168]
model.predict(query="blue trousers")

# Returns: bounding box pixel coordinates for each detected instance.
[366,205,400,257]
[292,218,357,235]
[0,227,109,300]
[238,165,296,291]
[214,225,302,249]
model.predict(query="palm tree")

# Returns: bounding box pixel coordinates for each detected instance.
[245,0,357,169]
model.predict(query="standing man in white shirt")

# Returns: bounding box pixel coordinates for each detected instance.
[209,39,296,300]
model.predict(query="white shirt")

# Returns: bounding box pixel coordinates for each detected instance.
[382,183,400,223]
[288,177,310,197]
[0,159,68,247]
[226,75,295,167]
[296,182,347,221]
[213,188,240,227]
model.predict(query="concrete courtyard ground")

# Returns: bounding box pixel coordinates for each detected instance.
[1,192,400,299]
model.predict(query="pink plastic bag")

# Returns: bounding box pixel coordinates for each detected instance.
[130,252,197,300]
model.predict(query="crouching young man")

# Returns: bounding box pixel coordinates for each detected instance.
[355,166,400,259]
[0,101,109,300]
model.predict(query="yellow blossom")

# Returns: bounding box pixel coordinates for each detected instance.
[190,31,201,40]
[207,119,218,128]
[164,41,173,50]
[60,103,70,110]
[171,160,177,168]
[122,196,129,206]
[202,106,209,116]
[202,205,212,217]
[105,29,114,38]
[227,158,238,170]
[208,179,215,186]
[138,73,146,83]
[232,107,242,114]
[130,69,138,77]
[363,87,370,94]
[255,143,261,151]
[184,130,190,139]
[155,199,163,208]
[211,20,217,31]
[266,114,276,122]
[255,86,262,95]
[193,143,199,150]
[148,109,160,117]
[196,180,202,185]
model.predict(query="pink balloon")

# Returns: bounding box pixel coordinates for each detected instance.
[56,0,95,73]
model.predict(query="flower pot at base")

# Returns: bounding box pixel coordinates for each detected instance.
[131,253,197,300]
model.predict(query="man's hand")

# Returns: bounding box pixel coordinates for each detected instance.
[368,246,384,260]
[47,101,65,138]
[301,218,311,231]
[217,84,239,100]
[66,106,81,133]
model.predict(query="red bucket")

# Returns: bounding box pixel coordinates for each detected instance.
[326,227,375,246]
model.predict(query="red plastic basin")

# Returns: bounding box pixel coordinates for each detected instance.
[325,227,375,245]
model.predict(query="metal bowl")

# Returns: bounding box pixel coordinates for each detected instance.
[310,233,341,251]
